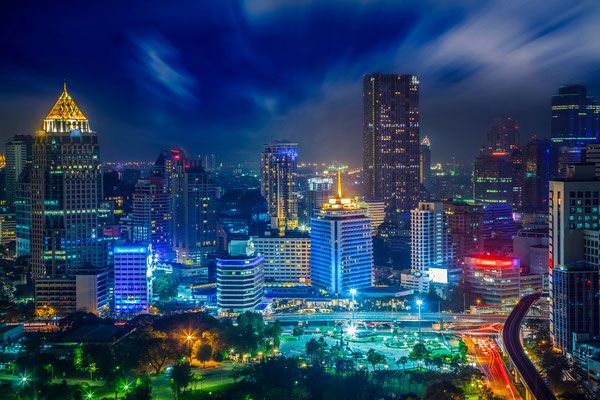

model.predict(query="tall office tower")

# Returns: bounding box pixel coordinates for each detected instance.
[483,202,517,240]
[172,159,219,264]
[510,148,525,209]
[363,73,420,213]
[4,134,33,210]
[151,148,188,192]
[113,244,152,315]
[361,199,386,235]
[260,141,298,235]
[252,233,310,284]
[402,202,458,292]
[549,164,600,354]
[132,176,172,261]
[473,152,513,204]
[217,239,264,313]
[31,85,104,278]
[306,177,333,220]
[552,85,599,178]
[199,154,217,172]
[419,137,431,186]
[524,138,556,212]
[15,166,31,256]
[310,172,373,295]
[484,117,519,154]
[443,199,484,260]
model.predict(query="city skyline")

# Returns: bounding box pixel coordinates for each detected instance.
[2,1,600,164]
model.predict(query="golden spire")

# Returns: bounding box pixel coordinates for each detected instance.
[337,169,342,198]
[45,85,87,122]
[64,80,67,92]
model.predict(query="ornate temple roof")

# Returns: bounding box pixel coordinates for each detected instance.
[45,83,87,122]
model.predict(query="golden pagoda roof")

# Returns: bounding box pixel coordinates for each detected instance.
[45,83,87,122]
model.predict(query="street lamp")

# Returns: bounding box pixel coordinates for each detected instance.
[416,299,423,341]
[350,288,357,333]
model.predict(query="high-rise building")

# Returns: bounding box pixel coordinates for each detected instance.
[216,239,265,313]
[402,202,458,292]
[305,177,333,222]
[484,117,519,154]
[420,137,431,186]
[473,152,513,204]
[252,233,310,284]
[31,85,104,279]
[361,199,386,235]
[524,138,556,212]
[310,172,373,295]
[113,244,152,315]
[363,73,420,213]
[551,85,599,178]
[549,164,600,354]
[260,141,298,235]
[483,202,517,240]
[132,176,172,261]
[4,134,33,210]
[443,199,484,260]
[172,159,219,265]
[15,166,31,256]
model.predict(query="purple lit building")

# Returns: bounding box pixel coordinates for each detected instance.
[114,243,151,315]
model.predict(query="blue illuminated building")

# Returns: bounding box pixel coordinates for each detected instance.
[114,243,151,315]
[310,173,373,295]
[551,85,600,178]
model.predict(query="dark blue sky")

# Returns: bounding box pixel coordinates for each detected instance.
[2,1,600,165]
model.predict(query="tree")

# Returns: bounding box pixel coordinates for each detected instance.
[168,362,192,399]
[152,274,178,301]
[196,344,213,368]
[366,349,386,371]
[305,337,328,366]
[292,326,305,338]
[396,356,408,370]
[121,326,178,373]
[408,342,430,370]
[124,376,152,400]
[264,320,283,349]
[191,374,204,390]
[423,381,464,400]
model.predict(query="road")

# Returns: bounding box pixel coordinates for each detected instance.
[502,293,556,400]
[267,311,548,324]
[463,335,520,400]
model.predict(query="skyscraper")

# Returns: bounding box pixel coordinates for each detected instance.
[310,172,373,295]
[473,152,513,204]
[4,134,33,210]
[443,199,484,260]
[551,85,599,178]
[260,141,298,235]
[132,176,172,261]
[363,73,420,213]
[523,138,556,212]
[172,158,219,265]
[549,164,600,354]
[402,202,458,292]
[419,137,431,186]
[15,166,32,257]
[31,85,104,278]
[485,117,519,154]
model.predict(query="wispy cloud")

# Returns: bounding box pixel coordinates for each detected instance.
[131,33,198,103]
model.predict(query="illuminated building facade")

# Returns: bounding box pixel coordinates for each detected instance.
[552,85,599,178]
[419,137,431,186]
[363,73,420,213]
[30,85,104,279]
[217,239,265,312]
[524,138,556,212]
[15,166,31,256]
[549,164,600,353]
[310,172,373,295]
[484,117,519,154]
[4,134,33,210]
[464,255,520,306]
[304,177,333,223]
[113,244,151,315]
[403,202,458,292]
[172,158,219,264]
[132,176,172,261]
[260,141,298,235]
[483,202,517,240]
[252,233,310,284]
[443,199,484,260]
[360,199,386,235]
[473,152,513,204]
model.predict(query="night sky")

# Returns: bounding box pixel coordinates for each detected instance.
[1,1,600,165]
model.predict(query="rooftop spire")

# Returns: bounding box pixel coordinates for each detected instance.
[337,169,342,198]
[64,80,67,92]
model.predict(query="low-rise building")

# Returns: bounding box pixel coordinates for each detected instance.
[252,233,310,284]
[465,255,520,306]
